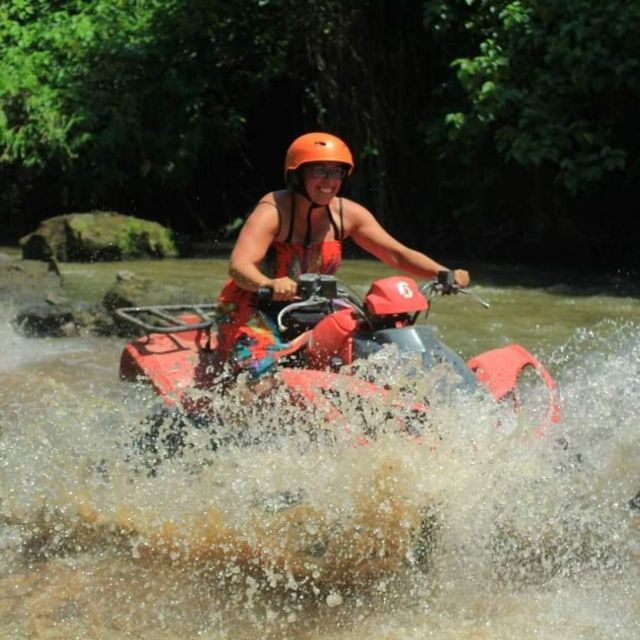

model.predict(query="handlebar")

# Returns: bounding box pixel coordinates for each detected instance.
[266,271,489,332]
[256,273,340,303]
[420,271,490,309]
[458,288,491,308]
[256,286,273,301]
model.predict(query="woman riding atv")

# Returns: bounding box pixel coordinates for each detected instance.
[216,132,470,379]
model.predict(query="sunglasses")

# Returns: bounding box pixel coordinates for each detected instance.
[306,165,348,180]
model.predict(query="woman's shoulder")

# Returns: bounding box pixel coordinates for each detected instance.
[337,195,366,207]
[247,191,285,218]
[255,189,289,209]
[243,191,288,236]
[337,196,373,219]
[335,196,377,239]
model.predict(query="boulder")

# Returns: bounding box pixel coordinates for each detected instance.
[10,270,206,338]
[13,303,78,337]
[20,211,179,262]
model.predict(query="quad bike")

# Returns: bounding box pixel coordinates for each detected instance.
[117,271,560,433]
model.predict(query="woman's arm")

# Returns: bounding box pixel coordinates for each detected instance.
[228,199,299,299]
[347,201,470,286]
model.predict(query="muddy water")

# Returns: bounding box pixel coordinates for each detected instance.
[1,257,640,639]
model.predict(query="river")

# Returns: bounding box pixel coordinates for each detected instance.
[1,257,639,639]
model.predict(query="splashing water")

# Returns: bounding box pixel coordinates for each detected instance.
[1,305,639,638]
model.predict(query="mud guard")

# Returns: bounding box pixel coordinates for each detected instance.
[467,344,560,429]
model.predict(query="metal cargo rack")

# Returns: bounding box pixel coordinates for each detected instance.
[114,304,219,334]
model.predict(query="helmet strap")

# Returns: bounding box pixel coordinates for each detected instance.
[287,172,323,248]
[303,202,318,248]
[290,168,322,208]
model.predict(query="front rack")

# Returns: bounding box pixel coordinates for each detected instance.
[114,304,219,334]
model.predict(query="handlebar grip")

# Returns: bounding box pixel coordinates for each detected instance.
[437,270,457,293]
[256,286,273,301]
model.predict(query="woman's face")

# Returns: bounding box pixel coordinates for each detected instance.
[302,163,346,204]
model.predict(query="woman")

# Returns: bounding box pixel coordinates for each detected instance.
[216,132,470,379]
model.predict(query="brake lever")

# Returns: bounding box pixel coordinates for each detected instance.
[430,271,491,308]
[457,288,491,308]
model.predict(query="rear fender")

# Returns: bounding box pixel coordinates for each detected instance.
[467,344,560,429]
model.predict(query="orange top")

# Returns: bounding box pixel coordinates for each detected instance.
[218,239,342,304]
[219,198,344,304]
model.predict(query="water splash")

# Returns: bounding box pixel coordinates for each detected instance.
[1,317,639,638]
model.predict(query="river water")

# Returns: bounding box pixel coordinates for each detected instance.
[1,257,639,639]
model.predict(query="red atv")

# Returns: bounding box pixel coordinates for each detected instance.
[117,271,560,436]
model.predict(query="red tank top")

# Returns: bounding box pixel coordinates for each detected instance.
[218,197,344,304]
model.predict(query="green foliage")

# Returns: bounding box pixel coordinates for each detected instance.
[425,0,640,194]
[1,0,639,264]
[0,1,89,166]
[0,0,291,197]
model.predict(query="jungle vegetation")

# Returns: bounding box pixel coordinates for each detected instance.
[1,0,639,264]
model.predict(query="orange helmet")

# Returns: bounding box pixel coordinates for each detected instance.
[284,132,354,181]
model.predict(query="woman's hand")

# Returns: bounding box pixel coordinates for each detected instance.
[269,276,299,301]
[452,269,470,288]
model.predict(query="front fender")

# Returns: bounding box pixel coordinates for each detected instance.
[467,344,561,428]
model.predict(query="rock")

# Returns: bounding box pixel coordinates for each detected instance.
[115,270,137,282]
[20,211,179,262]
[4,257,207,339]
[13,303,78,337]
[45,291,70,306]
[69,303,116,336]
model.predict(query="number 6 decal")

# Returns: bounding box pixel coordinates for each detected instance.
[397,281,414,299]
